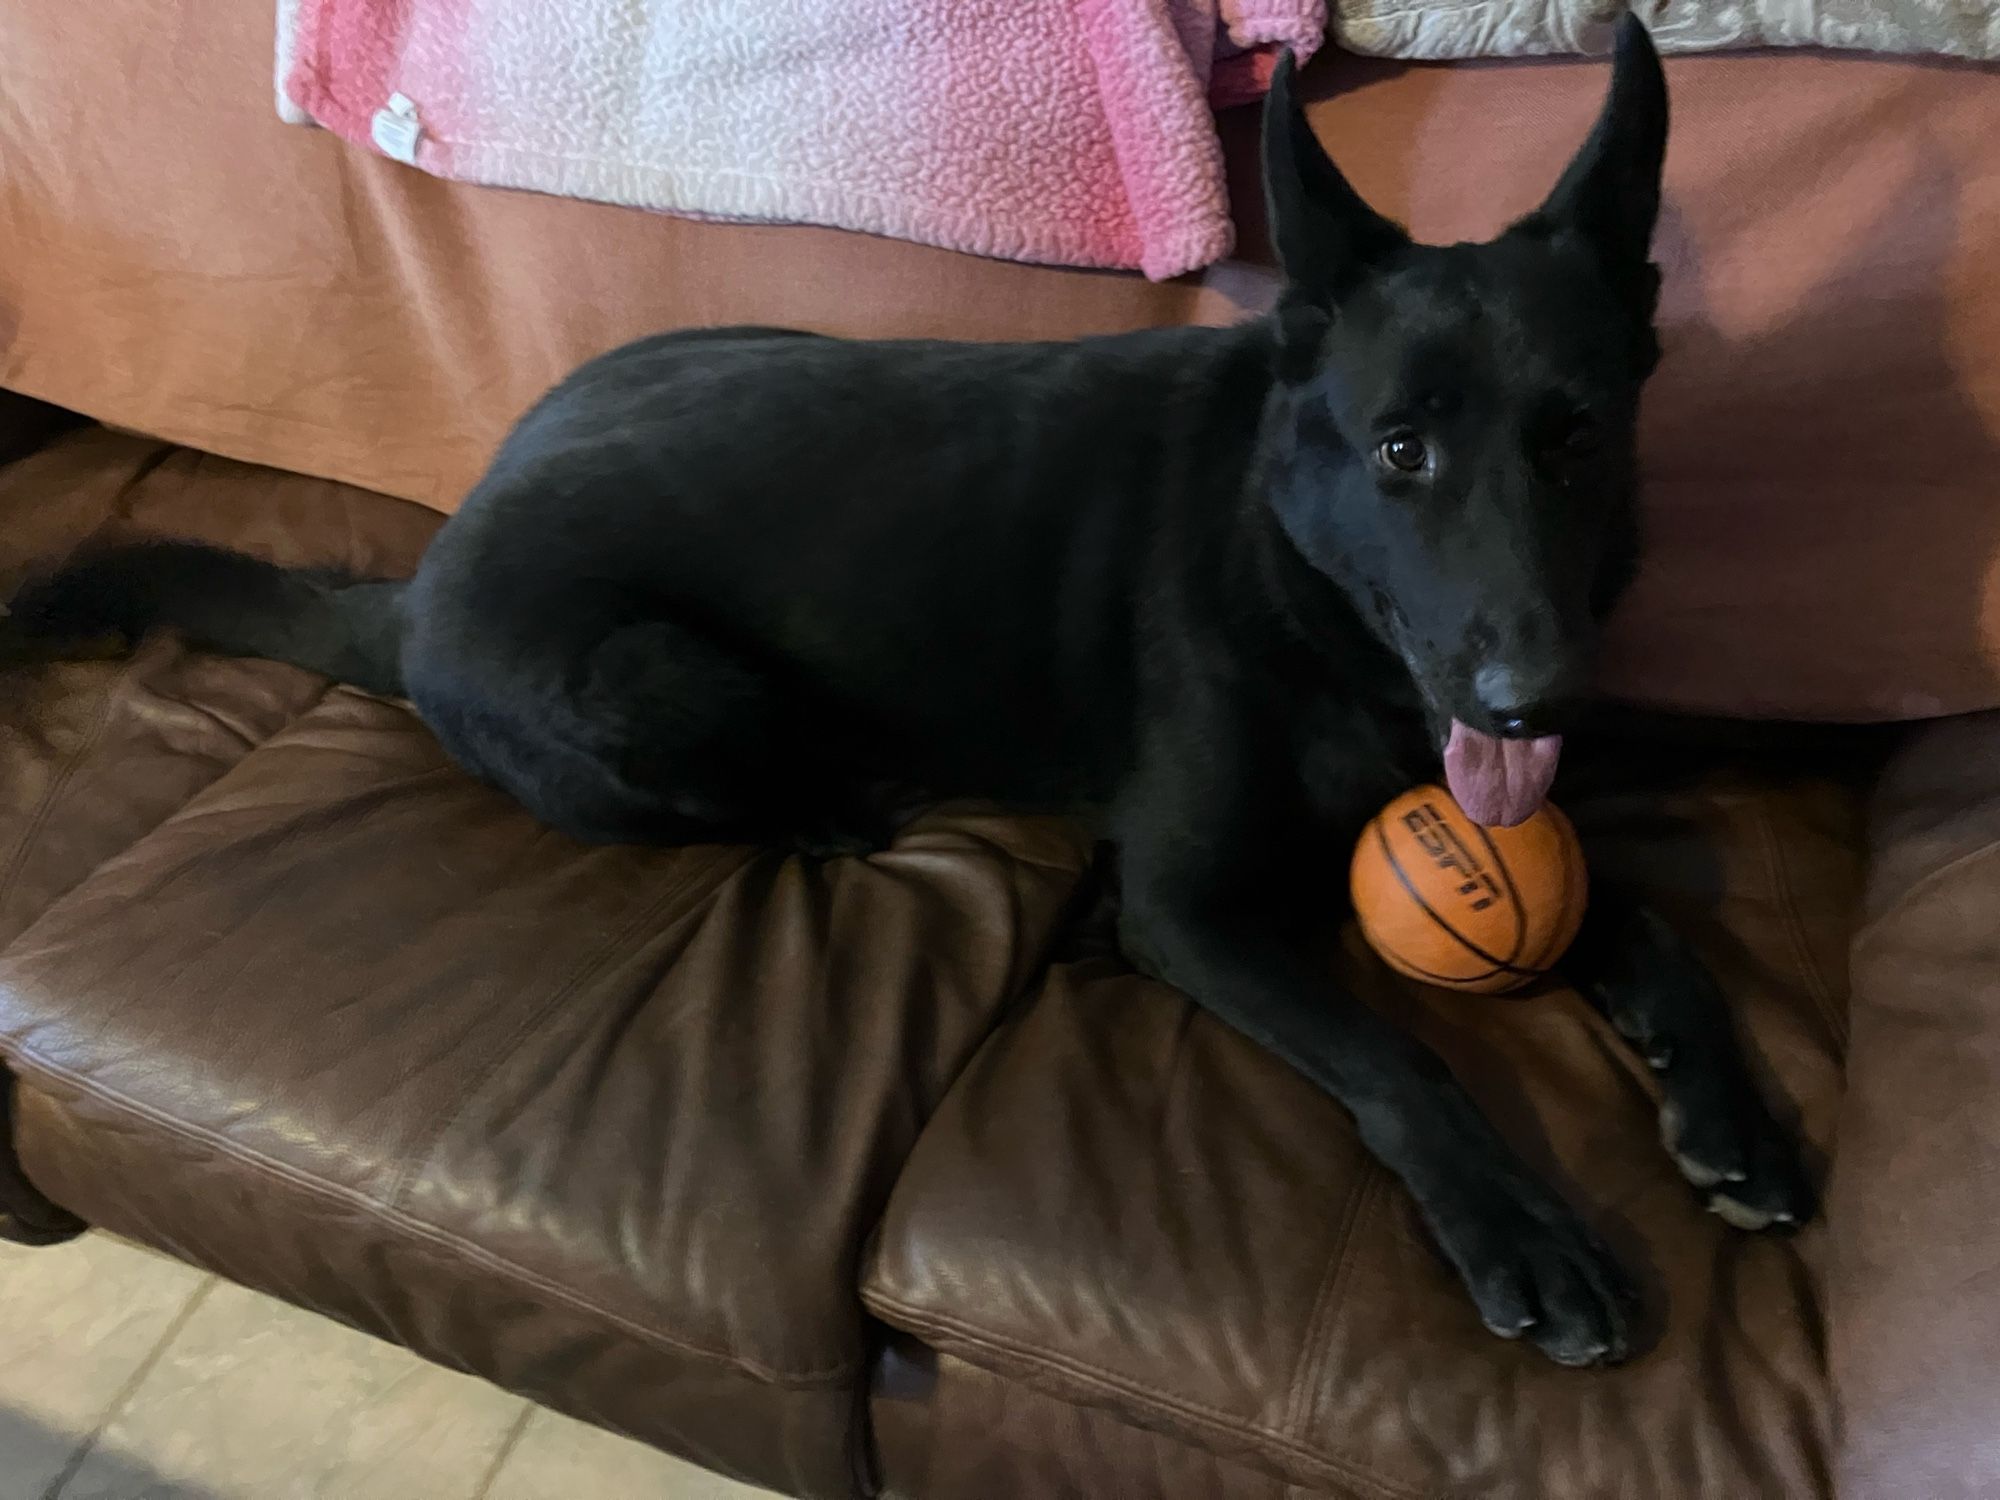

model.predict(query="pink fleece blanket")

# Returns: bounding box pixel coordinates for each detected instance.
[277,0,1323,280]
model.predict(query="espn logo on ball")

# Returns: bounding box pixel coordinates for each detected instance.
[1402,801,1505,915]
[1351,785,1587,994]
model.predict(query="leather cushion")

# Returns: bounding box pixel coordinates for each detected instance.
[1827,710,2000,1499]
[870,1337,1311,1500]
[0,426,439,946]
[0,688,1092,1499]
[865,771,1861,1498]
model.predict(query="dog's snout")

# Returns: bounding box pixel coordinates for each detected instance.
[1473,662,1580,737]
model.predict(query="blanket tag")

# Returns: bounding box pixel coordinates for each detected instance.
[370,93,423,165]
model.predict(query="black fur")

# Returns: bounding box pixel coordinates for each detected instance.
[5,16,1813,1363]
[8,542,408,696]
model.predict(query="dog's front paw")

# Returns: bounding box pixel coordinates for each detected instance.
[1658,1087,1815,1232]
[1431,1181,1638,1367]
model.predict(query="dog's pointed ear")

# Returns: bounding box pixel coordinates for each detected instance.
[1536,13,1668,279]
[1262,50,1408,301]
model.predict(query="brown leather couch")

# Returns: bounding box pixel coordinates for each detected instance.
[0,411,1995,1500]
[5,8,2000,1496]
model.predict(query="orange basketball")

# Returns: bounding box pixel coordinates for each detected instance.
[1349,785,1588,995]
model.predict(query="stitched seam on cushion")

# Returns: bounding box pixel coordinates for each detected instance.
[1280,1160,1379,1436]
[889,817,1091,887]
[159,682,324,755]
[0,664,340,928]
[958,1353,1391,1500]
[1851,836,2000,964]
[0,657,135,913]
[1755,803,1846,1048]
[859,1289,1452,1500]
[2,1048,855,1385]
[1294,1168,1385,1440]
[378,849,742,1214]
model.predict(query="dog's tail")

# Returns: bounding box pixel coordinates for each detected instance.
[5,540,411,696]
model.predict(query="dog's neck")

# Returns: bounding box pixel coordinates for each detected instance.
[1165,343,1434,776]
[1241,340,1413,681]
[1127,314,1435,764]
[1245,492,1428,706]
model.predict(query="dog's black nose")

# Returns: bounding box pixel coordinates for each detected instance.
[1474,664,1576,738]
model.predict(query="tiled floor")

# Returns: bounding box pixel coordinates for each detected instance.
[0,1234,776,1500]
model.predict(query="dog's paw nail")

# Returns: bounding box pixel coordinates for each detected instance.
[1721,1167,1749,1183]
[1657,1101,1686,1151]
[1673,1151,1725,1188]
[1544,1334,1616,1368]
[1707,1194,1777,1231]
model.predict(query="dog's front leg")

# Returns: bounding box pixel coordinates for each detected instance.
[1563,884,1815,1231]
[1118,862,1637,1366]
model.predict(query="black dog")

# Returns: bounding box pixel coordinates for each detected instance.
[9,16,1811,1365]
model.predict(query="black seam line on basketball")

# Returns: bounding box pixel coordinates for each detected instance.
[1461,814,1529,966]
[1358,917,1507,985]
[1375,821,1529,974]
[1373,822,1537,977]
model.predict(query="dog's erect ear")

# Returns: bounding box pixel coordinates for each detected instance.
[1262,50,1408,300]
[1536,14,1668,277]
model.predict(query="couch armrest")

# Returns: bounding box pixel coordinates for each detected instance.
[1829,712,2000,1498]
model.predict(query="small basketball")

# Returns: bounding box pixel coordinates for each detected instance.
[1349,785,1588,995]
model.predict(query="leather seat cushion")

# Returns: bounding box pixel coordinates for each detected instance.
[0,424,439,946]
[865,768,1863,1499]
[870,1338,1309,1500]
[1827,710,2000,1499]
[0,685,1093,1499]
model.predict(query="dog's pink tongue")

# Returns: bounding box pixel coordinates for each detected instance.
[1443,720,1563,828]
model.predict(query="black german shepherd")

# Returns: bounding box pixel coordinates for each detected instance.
[8,16,1811,1364]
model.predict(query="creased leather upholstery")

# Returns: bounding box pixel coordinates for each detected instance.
[0,686,1091,1496]
[0,427,438,947]
[0,414,1902,1499]
[1828,712,2000,1500]
[870,1339,1306,1500]
[865,773,1862,1499]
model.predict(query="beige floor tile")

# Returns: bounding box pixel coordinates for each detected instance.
[57,1279,527,1500]
[482,1408,778,1500]
[0,1234,210,1500]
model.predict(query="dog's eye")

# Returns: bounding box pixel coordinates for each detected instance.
[1378,434,1429,473]
[1559,413,1600,454]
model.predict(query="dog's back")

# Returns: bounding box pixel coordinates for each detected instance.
[404,323,1279,806]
